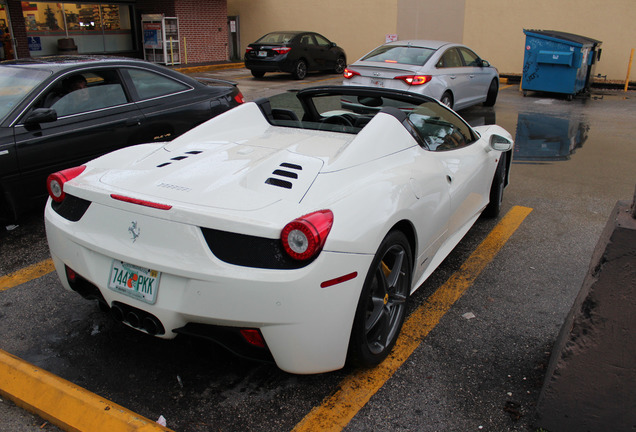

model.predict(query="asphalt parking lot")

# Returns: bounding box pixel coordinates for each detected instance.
[1,67,635,432]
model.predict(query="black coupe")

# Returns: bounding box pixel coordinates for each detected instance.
[0,56,243,220]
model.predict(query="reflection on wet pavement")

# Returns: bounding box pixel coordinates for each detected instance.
[514,112,590,162]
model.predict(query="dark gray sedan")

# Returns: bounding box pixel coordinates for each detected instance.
[244,31,346,80]
[0,56,243,221]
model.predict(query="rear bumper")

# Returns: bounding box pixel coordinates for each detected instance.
[45,200,372,374]
[245,56,293,73]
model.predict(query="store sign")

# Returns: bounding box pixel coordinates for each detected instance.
[28,36,41,51]
[143,22,162,49]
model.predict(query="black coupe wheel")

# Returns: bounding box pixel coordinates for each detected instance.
[483,78,499,107]
[292,59,307,80]
[483,156,506,218]
[251,70,265,78]
[334,56,346,74]
[348,231,412,367]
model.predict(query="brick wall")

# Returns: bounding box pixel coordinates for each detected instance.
[175,0,228,64]
[7,0,29,58]
[136,0,228,64]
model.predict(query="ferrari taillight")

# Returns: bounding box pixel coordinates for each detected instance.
[343,68,360,79]
[47,165,86,203]
[281,210,334,261]
[394,75,432,85]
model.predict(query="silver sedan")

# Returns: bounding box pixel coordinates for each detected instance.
[343,40,499,111]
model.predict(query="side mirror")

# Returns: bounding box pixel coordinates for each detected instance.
[330,42,337,48]
[24,108,57,127]
[481,59,491,67]
[490,134,513,152]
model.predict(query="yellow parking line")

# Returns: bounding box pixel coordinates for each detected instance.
[0,258,55,291]
[0,349,172,432]
[292,205,533,432]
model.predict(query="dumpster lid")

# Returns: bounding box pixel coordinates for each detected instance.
[523,29,602,46]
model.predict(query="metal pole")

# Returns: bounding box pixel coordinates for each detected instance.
[625,48,634,92]
[184,37,187,64]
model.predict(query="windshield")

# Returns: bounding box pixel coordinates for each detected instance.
[361,45,435,66]
[0,66,50,123]
[255,32,298,44]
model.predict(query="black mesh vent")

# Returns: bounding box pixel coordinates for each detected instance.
[201,228,315,269]
[264,162,303,189]
[280,162,302,170]
[52,194,91,222]
[264,178,292,189]
[272,169,298,179]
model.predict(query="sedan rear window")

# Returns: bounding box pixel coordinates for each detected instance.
[256,32,297,44]
[0,67,50,123]
[361,46,435,66]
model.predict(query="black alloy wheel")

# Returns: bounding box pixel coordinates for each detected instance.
[251,70,265,78]
[348,231,412,367]
[334,56,346,74]
[440,91,453,109]
[483,155,506,218]
[292,59,307,80]
[484,78,499,106]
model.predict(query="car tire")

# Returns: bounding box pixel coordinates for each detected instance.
[251,70,265,78]
[483,78,499,107]
[292,59,307,80]
[440,91,453,109]
[348,230,412,367]
[483,155,506,218]
[334,56,346,74]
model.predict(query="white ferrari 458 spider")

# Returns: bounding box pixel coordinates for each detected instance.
[45,86,513,374]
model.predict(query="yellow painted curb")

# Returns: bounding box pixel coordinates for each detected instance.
[0,259,55,291]
[175,62,243,74]
[0,349,173,432]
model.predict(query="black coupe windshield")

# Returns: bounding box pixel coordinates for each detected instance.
[0,67,50,123]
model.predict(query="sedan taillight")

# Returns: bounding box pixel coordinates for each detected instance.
[47,165,86,203]
[394,75,432,85]
[281,210,334,261]
[343,68,360,79]
[234,92,245,104]
[245,47,253,54]
[272,47,291,55]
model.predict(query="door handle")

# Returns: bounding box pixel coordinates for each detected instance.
[126,118,142,127]
[446,175,452,184]
[449,75,456,79]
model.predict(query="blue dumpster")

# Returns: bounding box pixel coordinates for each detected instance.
[522,30,602,99]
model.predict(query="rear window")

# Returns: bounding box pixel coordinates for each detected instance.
[361,45,435,66]
[127,68,190,100]
[256,32,298,44]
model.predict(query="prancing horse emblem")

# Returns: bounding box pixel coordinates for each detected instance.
[128,221,140,243]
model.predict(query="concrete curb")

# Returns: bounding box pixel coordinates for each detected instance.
[174,62,244,74]
[0,349,172,432]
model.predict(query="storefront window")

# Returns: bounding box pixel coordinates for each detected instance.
[22,2,133,56]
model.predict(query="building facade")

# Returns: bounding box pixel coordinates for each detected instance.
[0,0,634,81]
[0,0,228,64]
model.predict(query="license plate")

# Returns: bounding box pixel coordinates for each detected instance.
[108,260,160,304]
[258,51,267,57]
[371,78,384,87]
